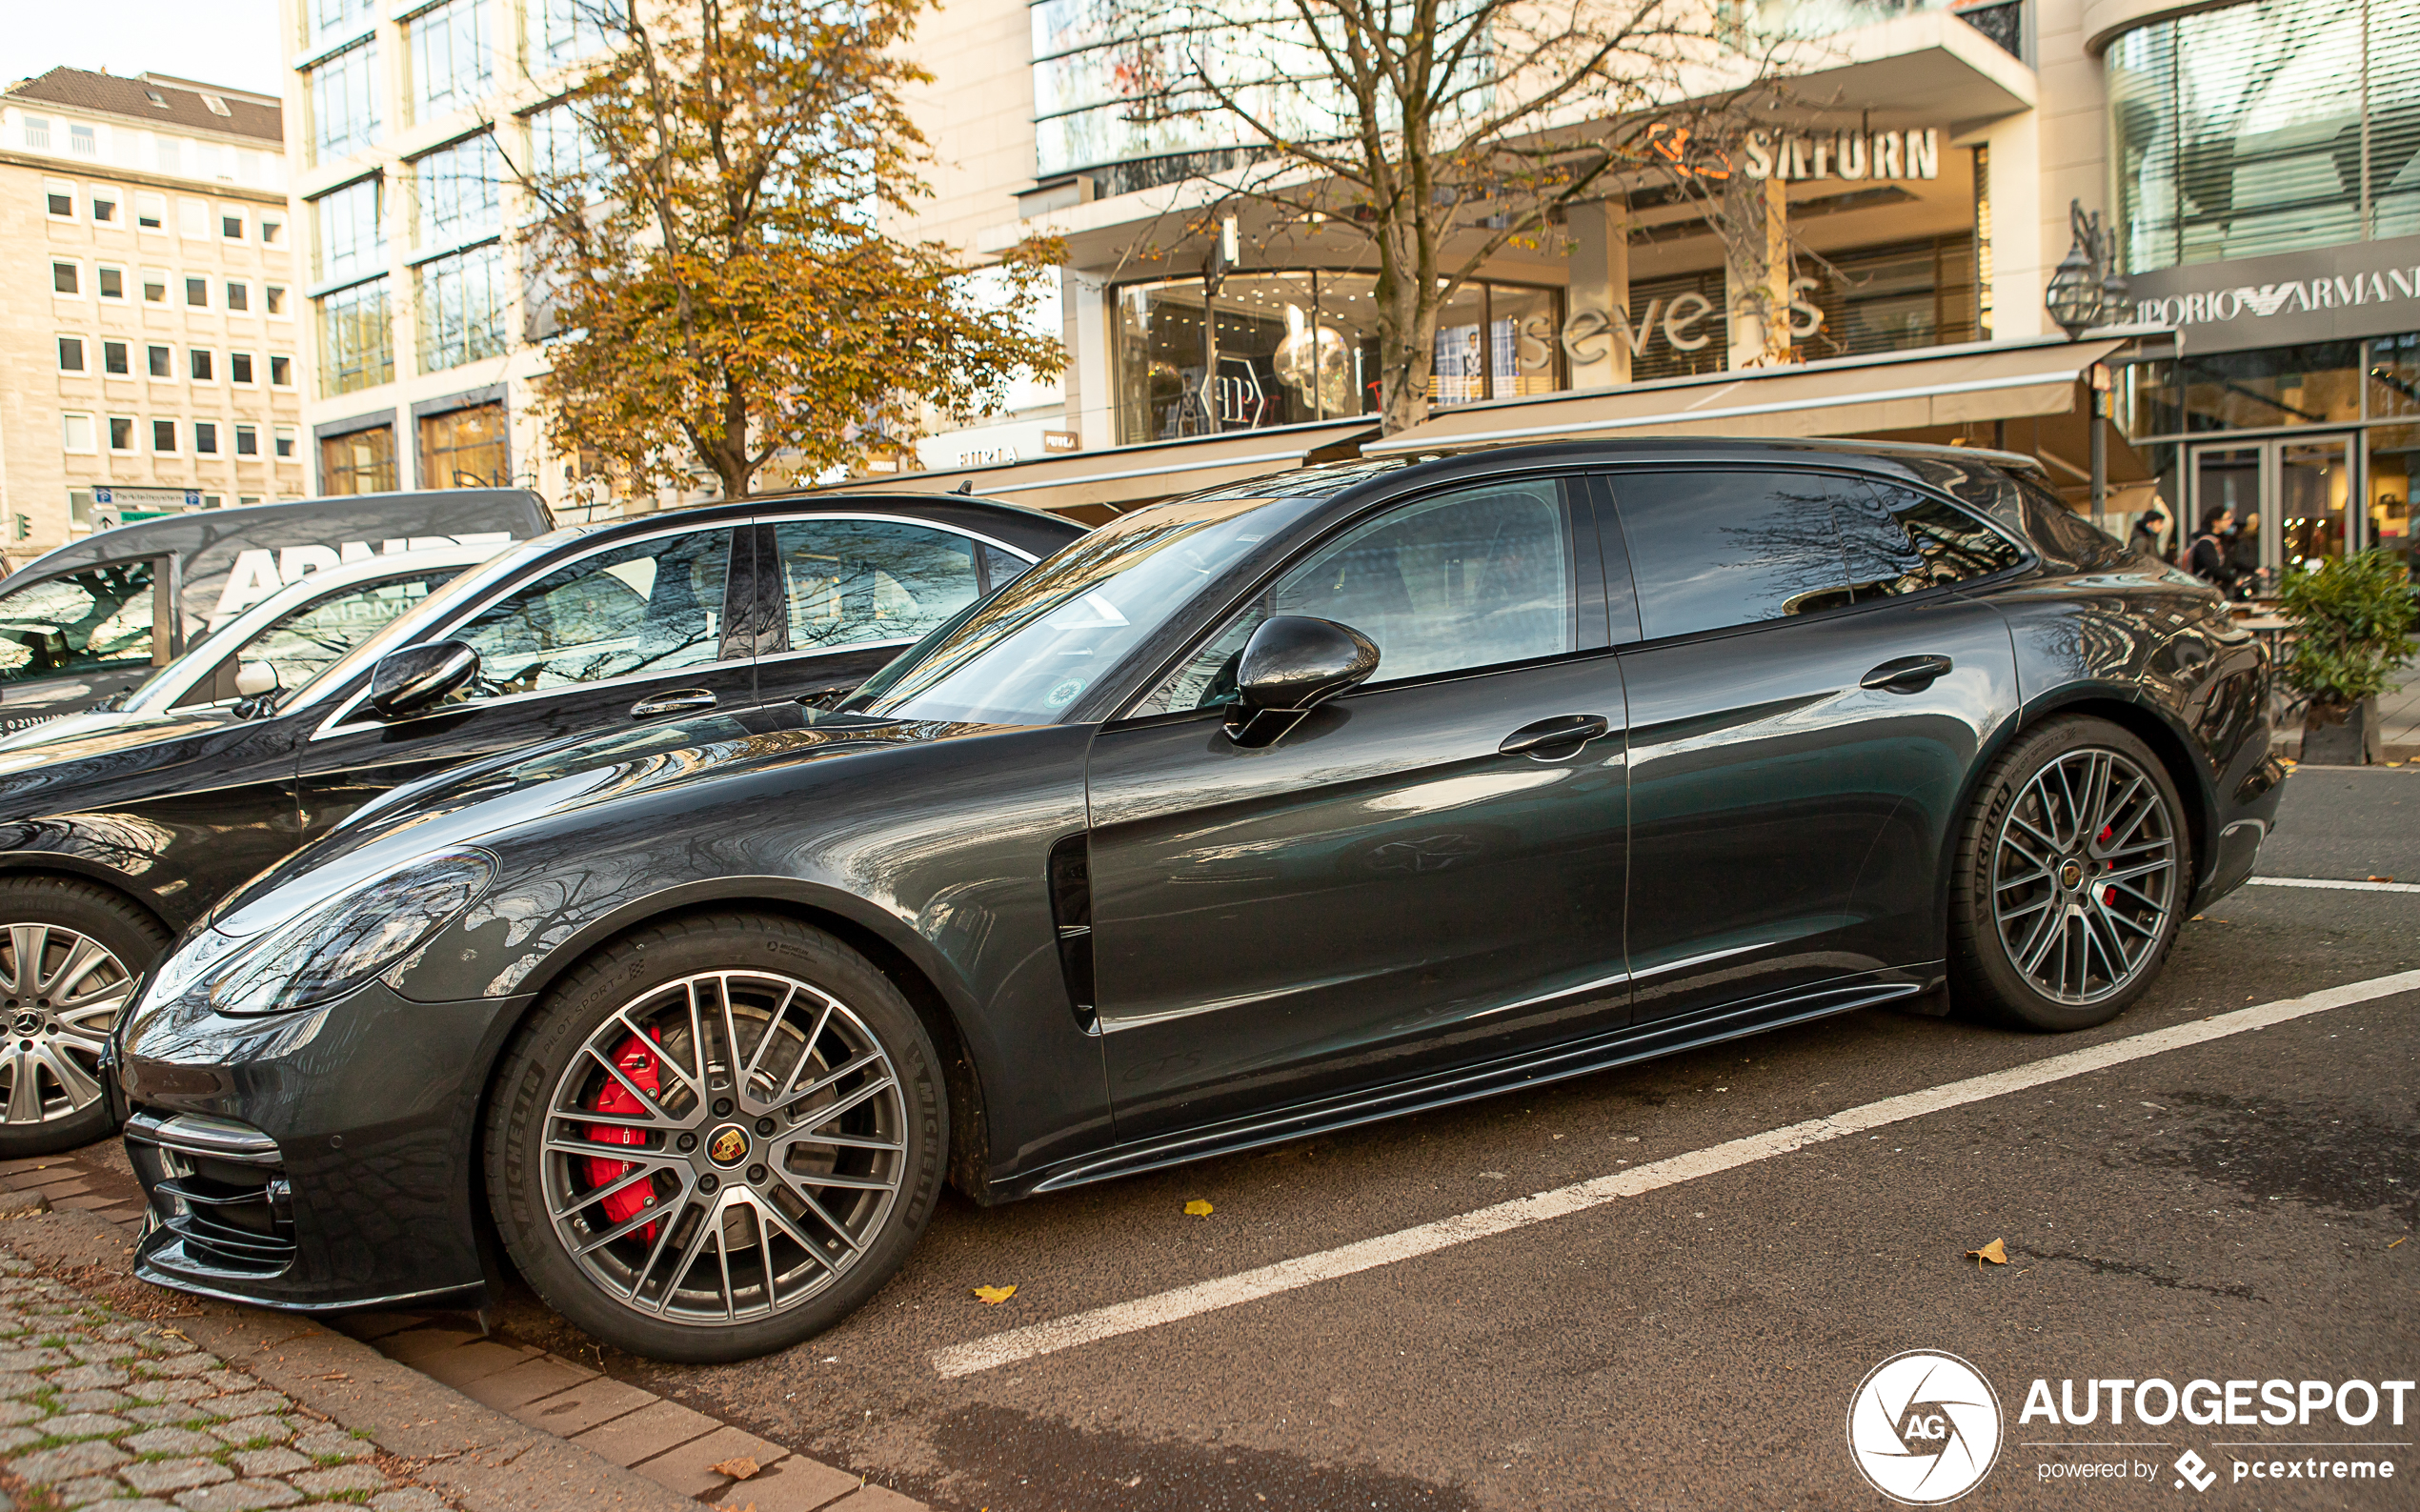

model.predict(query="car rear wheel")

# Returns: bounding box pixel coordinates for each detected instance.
[484,913,947,1363]
[0,879,166,1158]
[1949,717,2189,1031]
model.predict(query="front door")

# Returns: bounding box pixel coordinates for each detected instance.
[1087,475,1629,1138]
[2188,434,2359,586]
[296,523,756,837]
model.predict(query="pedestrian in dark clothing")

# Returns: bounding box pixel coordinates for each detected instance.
[2188,506,2237,589]
[2130,505,2171,561]
[2228,512,2261,596]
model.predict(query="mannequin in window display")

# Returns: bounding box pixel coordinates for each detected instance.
[1274,307,1355,419]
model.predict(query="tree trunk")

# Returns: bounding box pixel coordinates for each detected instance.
[1374,217,1440,435]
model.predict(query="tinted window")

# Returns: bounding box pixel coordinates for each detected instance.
[1836,484,2025,599]
[0,562,157,684]
[453,530,734,700]
[1610,471,1856,640]
[232,566,464,694]
[771,519,980,654]
[978,542,1032,591]
[1142,478,1577,715]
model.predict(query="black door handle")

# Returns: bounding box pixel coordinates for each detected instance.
[1860,655,1954,694]
[1500,714,1611,758]
[631,688,718,718]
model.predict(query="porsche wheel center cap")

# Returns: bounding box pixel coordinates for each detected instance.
[2058,857,2086,891]
[706,1124,750,1167]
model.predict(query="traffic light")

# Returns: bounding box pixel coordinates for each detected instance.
[11,515,26,541]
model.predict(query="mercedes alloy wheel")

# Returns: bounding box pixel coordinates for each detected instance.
[0,879,166,1157]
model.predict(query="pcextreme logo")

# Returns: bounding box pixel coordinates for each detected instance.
[1846,1351,2005,1504]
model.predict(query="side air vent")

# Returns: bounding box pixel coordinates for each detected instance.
[125,1111,296,1278]
[1046,833,1098,1035]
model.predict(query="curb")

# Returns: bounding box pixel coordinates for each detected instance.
[0,1149,924,1512]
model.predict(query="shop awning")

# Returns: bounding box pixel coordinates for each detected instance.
[841,418,1378,521]
[1361,337,2136,454]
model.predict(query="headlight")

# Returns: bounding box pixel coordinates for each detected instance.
[210,849,494,1018]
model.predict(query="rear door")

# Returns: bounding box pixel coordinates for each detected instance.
[0,556,171,723]
[1606,468,2023,1025]
[294,522,754,837]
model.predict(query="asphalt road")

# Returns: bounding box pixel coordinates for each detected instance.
[491,768,2420,1511]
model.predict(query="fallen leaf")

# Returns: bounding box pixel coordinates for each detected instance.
[2390,1238,2407,1250]
[1184,1199,1214,1217]
[972,1284,1017,1304]
[1966,1238,2008,1266]
[2369,876,2396,883]
[710,1457,761,1480]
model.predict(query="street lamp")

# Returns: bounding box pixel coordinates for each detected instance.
[2043,199,2128,528]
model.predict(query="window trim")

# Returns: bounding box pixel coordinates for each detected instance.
[107,415,137,453]
[50,259,83,298]
[56,335,87,373]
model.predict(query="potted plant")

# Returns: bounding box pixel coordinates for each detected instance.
[2277,549,2417,764]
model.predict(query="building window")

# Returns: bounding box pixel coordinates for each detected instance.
[416,243,510,371]
[45,185,72,217]
[270,354,293,386]
[274,425,297,458]
[108,417,135,452]
[152,419,177,454]
[70,123,95,155]
[266,285,288,315]
[103,341,130,375]
[414,132,503,250]
[221,213,244,239]
[97,267,124,300]
[155,137,181,175]
[310,0,378,50]
[316,280,395,395]
[135,192,165,230]
[147,345,171,378]
[310,38,383,163]
[179,197,207,237]
[527,0,617,71]
[232,353,255,384]
[1790,235,1979,363]
[236,423,260,456]
[142,272,167,304]
[23,117,50,150]
[91,192,116,223]
[185,276,209,309]
[62,413,96,454]
[413,0,495,121]
[194,422,219,454]
[57,337,85,373]
[419,402,507,487]
[320,425,398,494]
[312,176,383,284]
[51,262,79,295]
[227,280,250,312]
[191,349,214,382]
[261,216,283,244]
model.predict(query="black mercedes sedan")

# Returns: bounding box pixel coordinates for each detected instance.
[115,440,2283,1360]
[0,493,1078,1156]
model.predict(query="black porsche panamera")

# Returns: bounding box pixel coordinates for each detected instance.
[115,438,2284,1361]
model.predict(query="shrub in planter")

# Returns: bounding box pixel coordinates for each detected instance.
[2277,549,2416,762]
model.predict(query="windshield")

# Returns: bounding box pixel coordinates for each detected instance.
[854,481,1352,724]
[277,526,591,711]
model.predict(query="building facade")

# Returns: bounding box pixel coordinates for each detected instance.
[280,0,615,516]
[0,69,305,556]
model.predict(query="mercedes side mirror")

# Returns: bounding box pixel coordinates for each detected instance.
[370,640,479,718]
[1225,615,1380,748]
[233,660,280,697]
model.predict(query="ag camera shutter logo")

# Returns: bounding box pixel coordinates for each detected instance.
[1846,1350,2004,1504]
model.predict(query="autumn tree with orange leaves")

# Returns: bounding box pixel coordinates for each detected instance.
[519,0,1064,499]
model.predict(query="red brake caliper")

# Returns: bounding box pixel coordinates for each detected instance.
[585,1028,664,1245]
[2098,823,2116,904]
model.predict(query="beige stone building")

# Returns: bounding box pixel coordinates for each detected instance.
[279,0,619,518]
[0,69,305,557]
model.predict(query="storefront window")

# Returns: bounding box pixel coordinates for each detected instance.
[2121,342,2362,435]
[321,425,397,494]
[419,403,507,488]
[1114,272,1560,446]
[1794,236,1979,361]
[2367,426,2420,575]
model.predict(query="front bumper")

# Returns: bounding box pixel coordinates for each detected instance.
[119,977,528,1310]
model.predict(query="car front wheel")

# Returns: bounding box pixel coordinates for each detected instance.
[0,878,165,1158]
[484,914,947,1362]
[1949,717,2190,1031]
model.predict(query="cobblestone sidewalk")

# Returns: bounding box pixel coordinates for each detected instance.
[0,1258,452,1512]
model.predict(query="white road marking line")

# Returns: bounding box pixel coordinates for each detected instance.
[932,967,2420,1379]
[2249,876,2420,895]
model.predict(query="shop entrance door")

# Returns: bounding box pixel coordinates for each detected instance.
[2188,434,2357,591]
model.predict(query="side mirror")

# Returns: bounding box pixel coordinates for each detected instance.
[233,660,280,697]
[370,640,479,718]
[1225,615,1380,747]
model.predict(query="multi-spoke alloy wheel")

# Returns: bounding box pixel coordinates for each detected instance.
[0,881,165,1158]
[1951,718,2189,1030]
[488,916,944,1362]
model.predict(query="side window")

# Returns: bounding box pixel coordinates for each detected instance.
[0,560,160,684]
[1140,477,1578,716]
[978,542,1034,592]
[1837,483,2026,599]
[452,531,734,700]
[772,519,980,654]
[229,567,465,696]
[1610,471,1857,640]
